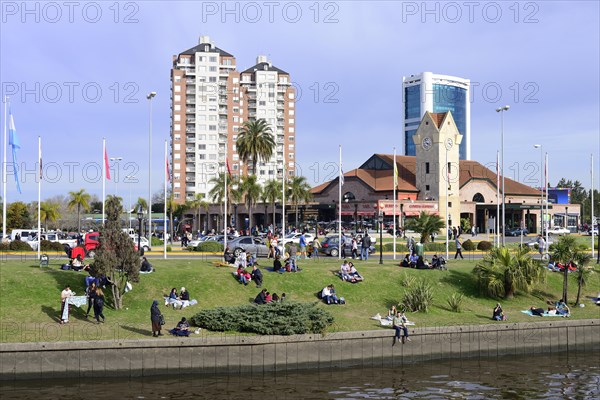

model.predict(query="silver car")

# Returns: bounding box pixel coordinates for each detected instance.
[227,236,270,257]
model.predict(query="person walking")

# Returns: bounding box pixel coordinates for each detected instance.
[312,236,321,260]
[93,288,105,323]
[454,237,464,259]
[150,300,164,337]
[361,233,372,261]
[85,281,97,318]
[340,232,347,258]
[351,236,358,259]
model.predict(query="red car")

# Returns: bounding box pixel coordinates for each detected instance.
[84,231,139,257]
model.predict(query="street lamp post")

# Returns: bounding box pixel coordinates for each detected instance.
[534,144,543,236]
[110,157,123,196]
[136,205,144,255]
[126,174,136,229]
[147,91,156,240]
[379,207,383,265]
[496,105,510,246]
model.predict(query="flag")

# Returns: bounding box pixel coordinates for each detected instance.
[104,147,111,180]
[8,107,21,194]
[166,155,171,182]
[226,159,232,177]
[39,137,42,180]
[393,160,398,187]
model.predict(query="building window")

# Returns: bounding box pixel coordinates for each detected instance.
[209,77,217,82]
[198,144,206,150]
[198,154,205,160]
[426,185,430,191]
[448,202,452,207]
[473,193,485,203]
[425,162,430,174]
[209,66,217,72]
[209,56,217,62]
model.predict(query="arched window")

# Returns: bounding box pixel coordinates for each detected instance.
[472,193,485,203]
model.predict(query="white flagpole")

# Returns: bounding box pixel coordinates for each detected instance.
[224,161,228,252]
[102,138,106,225]
[592,154,595,258]
[37,136,41,260]
[545,153,549,247]
[282,164,286,237]
[2,96,8,241]
[393,147,397,260]
[496,150,500,248]
[338,145,342,260]
[163,140,168,259]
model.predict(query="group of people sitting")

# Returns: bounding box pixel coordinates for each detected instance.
[254,288,286,304]
[61,254,91,272]
[339,260,363,283]
[400,254,446,270]
[272,255,301,273]
[529,299,571,317]
[165,287,196,309]
[319,284,344,305]
[233,264,263,287]
[546,261,578,273]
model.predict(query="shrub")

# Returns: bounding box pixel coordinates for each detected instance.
[400,272,417,288]
[151,236,163,246]
[399,280,434,312]
[383,243,409,252]
[190,302,334,335]
[462,239,475,251]
[194,241,224,252]
[447,293,465,313]
[477,241,492,251]
[9,240,33,251]
[424,242,456,252]
[0,243,9,251]
[166,245,172,252]
[40,240,65,252]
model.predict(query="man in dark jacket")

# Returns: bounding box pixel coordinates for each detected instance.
[254,289,267,304]
[251,264,263,287]
[361,233,372,261]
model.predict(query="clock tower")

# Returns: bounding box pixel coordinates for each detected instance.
[412,112,463,228]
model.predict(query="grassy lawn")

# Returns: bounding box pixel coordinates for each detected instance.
[0,256,599,343]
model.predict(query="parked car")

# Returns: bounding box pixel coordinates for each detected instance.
[587,226,598,236]
[318,236,376,258]
[131,236,151,252]
[226,236,270,257]
[280,232,315,245]
[28,232,77,251]
[505,227,529,237]
[84,232,100,257]
[547,227,570,235]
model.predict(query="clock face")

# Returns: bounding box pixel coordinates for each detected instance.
[422,137,432,151]
[445,138,454,150]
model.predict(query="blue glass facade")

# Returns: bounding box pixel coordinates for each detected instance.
[404,128,418,156]
[432,84,467,159]
[404,85,421,120]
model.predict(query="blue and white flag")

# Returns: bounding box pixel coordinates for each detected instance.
[8,108,21,194]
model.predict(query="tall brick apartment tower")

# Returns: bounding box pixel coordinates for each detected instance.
[170,36,296,204]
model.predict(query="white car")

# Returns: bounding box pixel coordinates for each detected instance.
[131,236,151,251]
[280,233,315,245]
[547,227,570,235]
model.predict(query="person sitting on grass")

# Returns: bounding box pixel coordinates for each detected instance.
[234,250,248,269]
[178,287,191,309]
[272,293,280,302]
[223,248,236,264]
[265,291,272,303]
[321,284,339,305]
[409,253,419,268]
[401,254,410,268]
[415,256,429,270]
[140,257,154,273]
[492,303,507,321]
[168,317,191,337]
[555,299,571,317]
[254,289,267,305]
[70,255,90,272]
[251,264,263,287]
[347,262,363,282]
[273,255,283,273]
[340,260,352,281]
[234,266,251,286]
[165,288,182,308]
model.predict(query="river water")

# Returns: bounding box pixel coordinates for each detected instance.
[1,351,598,399]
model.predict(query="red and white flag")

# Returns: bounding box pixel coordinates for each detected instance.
[166,155,171,182]
[104,147,111,180]
[226,159,232,177]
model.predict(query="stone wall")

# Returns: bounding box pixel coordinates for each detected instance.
[1,319,598,380]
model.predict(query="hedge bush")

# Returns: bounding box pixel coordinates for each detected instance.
[383,243,409,252]
[194,241,224,252]
[9,240,33,251]
[0,243,9,251]
[477,240,492,251]
[424,242,456,252]
[462,239,476,251]
[151,237,163,246]
[40,240,65,252]
[191,301,334,335]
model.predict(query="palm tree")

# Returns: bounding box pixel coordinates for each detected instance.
[473,246,545,299]
[39,201,61,231]
[573,252,593,305]
[239,175,261,230]
[551,235,580,302]
[134,197,148,212]
[404,211,445,243]
[236,119,275,174]
[262,179,280,228]
[67,189,90,233]
[287,176,312,227]
[188,194,209,233]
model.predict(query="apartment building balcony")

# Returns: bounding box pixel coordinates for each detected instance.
[186,90,195,95]
[277,96,284,101]
[186,107,195,113]
[183,68,196,75]
[276,121,284,127]
[219,107,228,114]
[186,118,196,124]
[186,78,195,84]
[186,166,196,173]
[246,93,256,100]
[186,146,195,152]
[248,112,257,118]
[186,156,195,162]
[186,127,196,133]
[218,97,227,105]
[219,68,230,76]
[186,98,196,104]
[186,135,195,142]
[218,79,227,86]
[277,113,284,118]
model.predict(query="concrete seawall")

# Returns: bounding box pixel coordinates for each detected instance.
[1,319,599,380]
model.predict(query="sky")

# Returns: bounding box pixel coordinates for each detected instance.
[1,0,599,203]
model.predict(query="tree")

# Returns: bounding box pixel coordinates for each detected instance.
[68,189,91,233]
[262,179,280,227]
[39,201,61,230]
[188,194,209,233]
[404,211,445,243]
[552,236,579,303]
[236,119,275,174]
[6,201,31,230]
[473,247,545,299]
[287,176,312,227]
[91,196,140,310]
[134,197,148,212]
[572,252,593,305]
[240,175,261,230]
[209,173,240,229]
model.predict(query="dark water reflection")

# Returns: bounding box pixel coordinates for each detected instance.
[1,352,599,399]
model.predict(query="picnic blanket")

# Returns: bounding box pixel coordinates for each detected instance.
[521,310,565,317]
[370,313,416,326]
